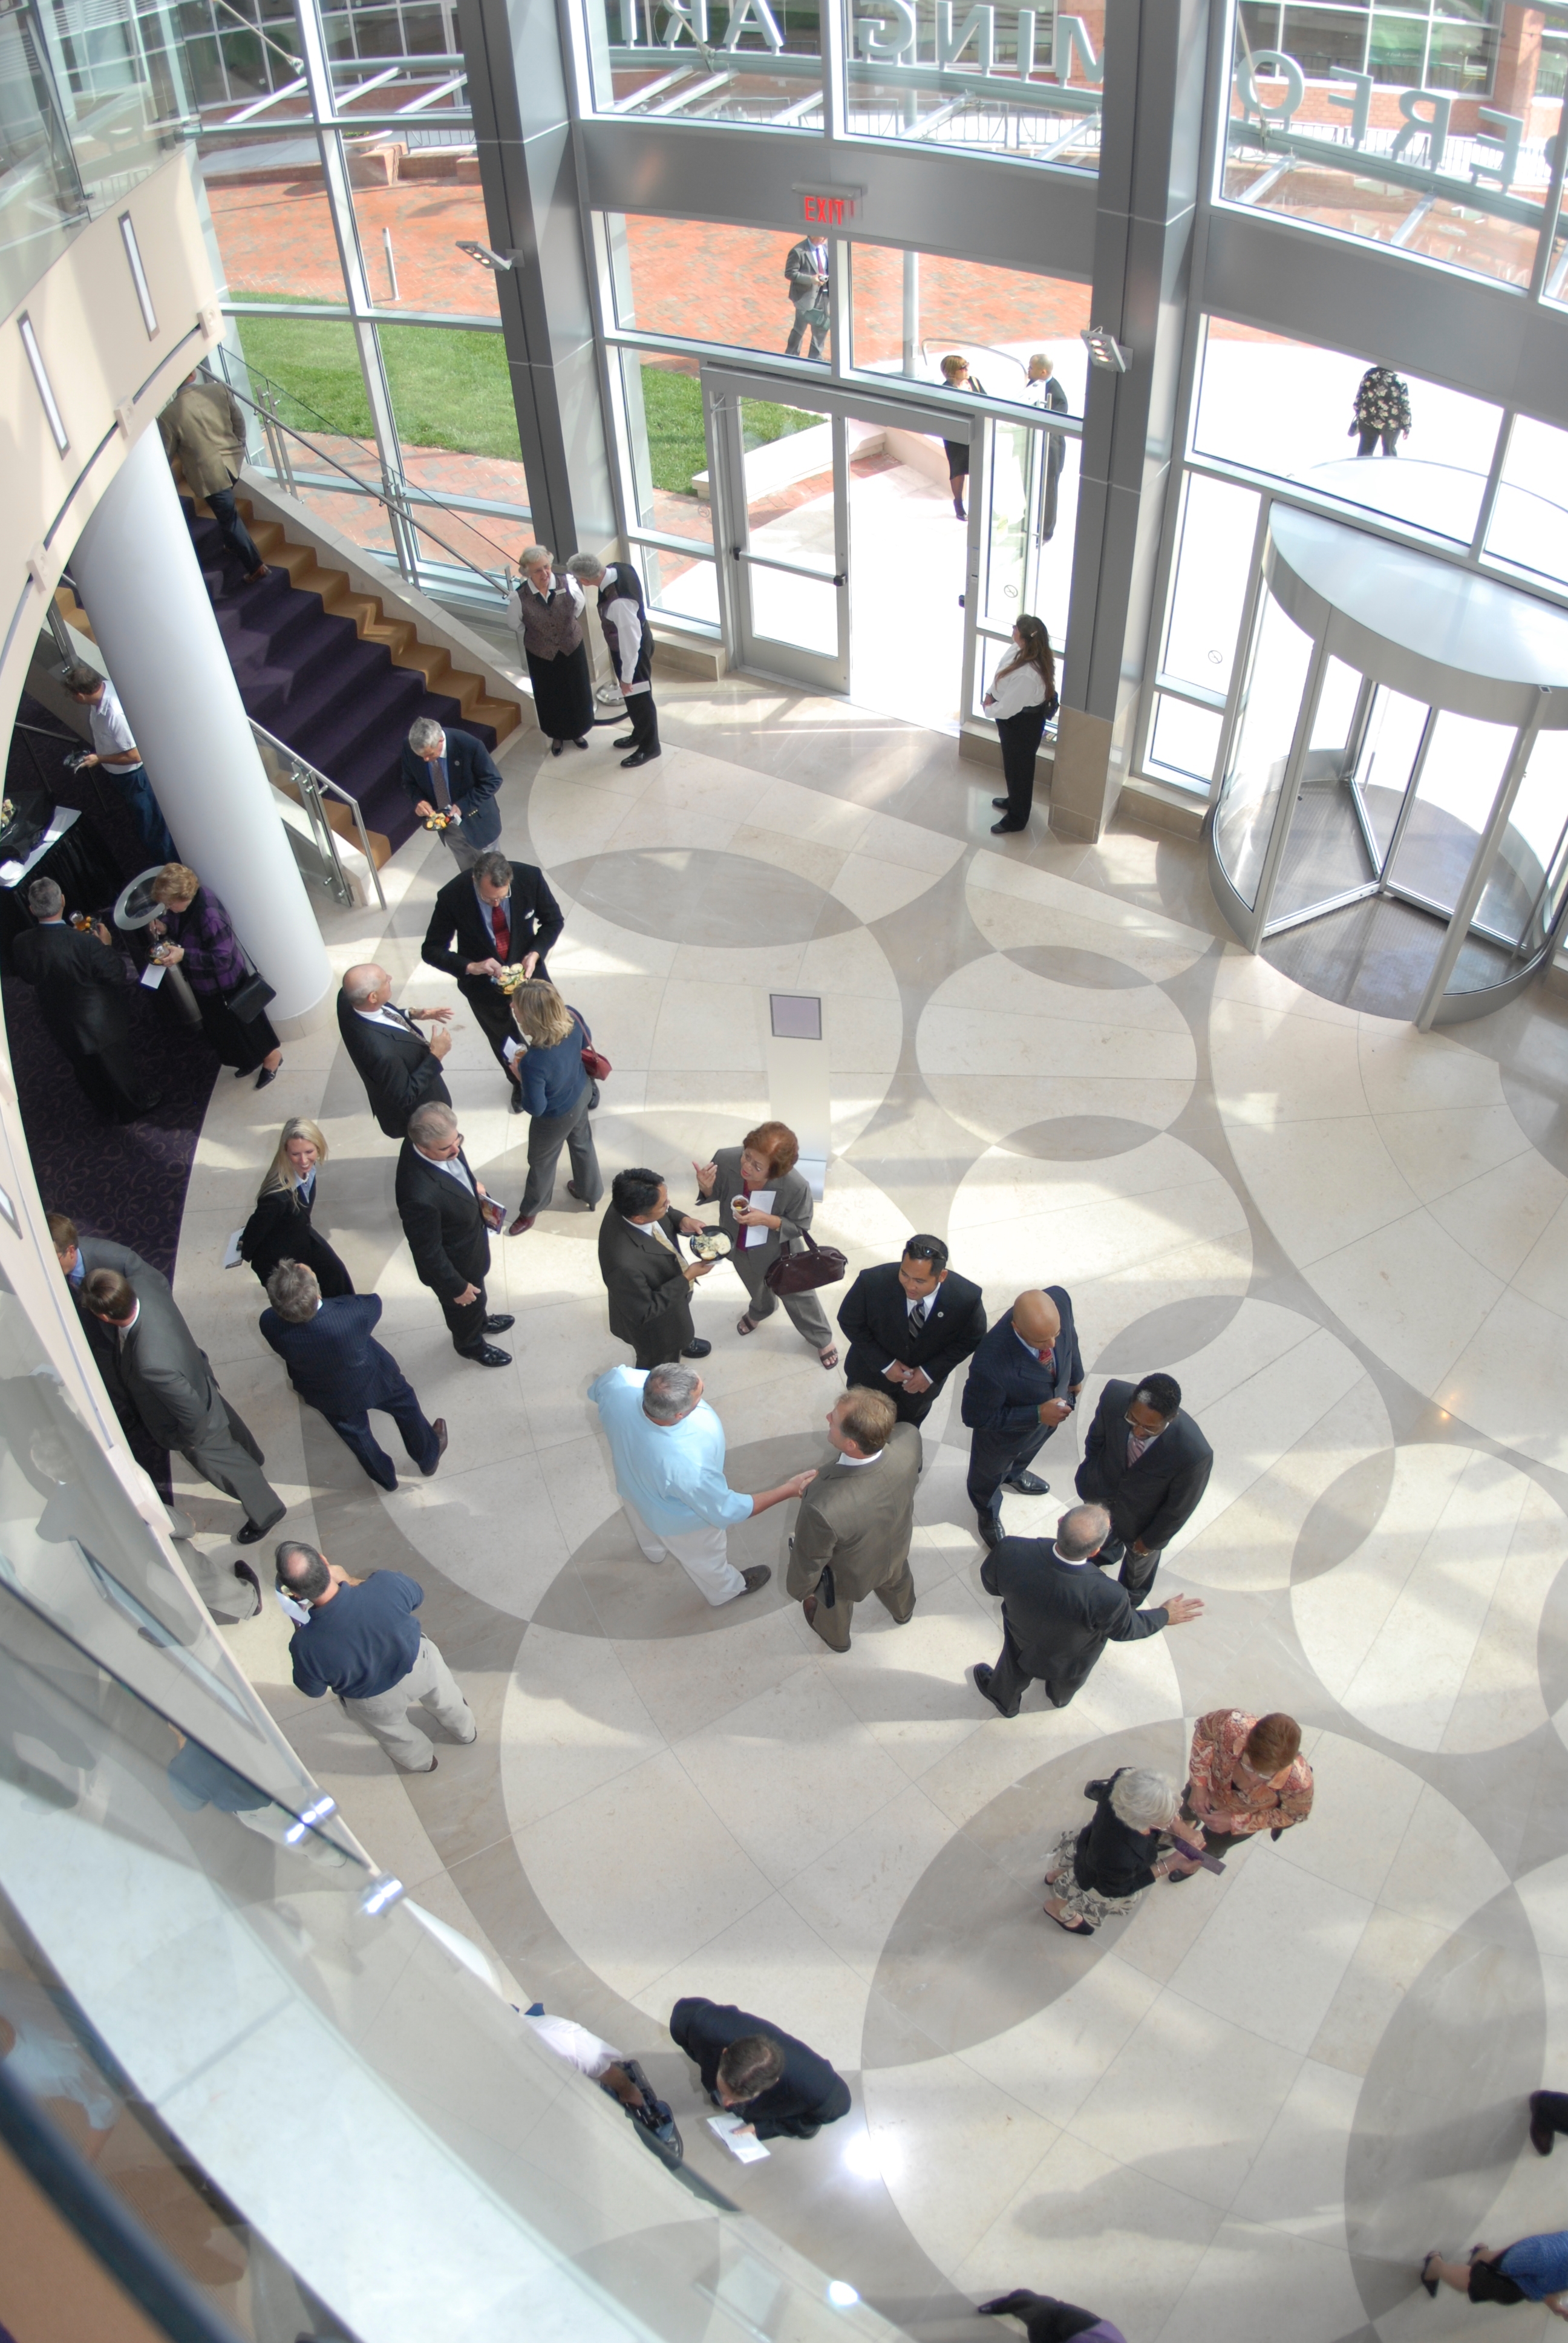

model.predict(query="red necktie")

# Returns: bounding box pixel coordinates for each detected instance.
[491,900,511,960]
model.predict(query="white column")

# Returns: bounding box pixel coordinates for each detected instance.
[68,427,332,1021]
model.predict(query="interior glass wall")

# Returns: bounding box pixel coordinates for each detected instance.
[1221,0,1568,290]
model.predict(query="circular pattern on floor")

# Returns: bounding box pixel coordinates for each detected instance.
[552,847,861,946]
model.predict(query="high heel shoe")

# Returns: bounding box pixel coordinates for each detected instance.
[255,1062,279,1090]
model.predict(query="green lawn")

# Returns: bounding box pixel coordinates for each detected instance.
[234,313,524,459]
[637,362,817,497]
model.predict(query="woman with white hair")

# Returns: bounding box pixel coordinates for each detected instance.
[1042,1766,1194,1936]
[507,543,594,756]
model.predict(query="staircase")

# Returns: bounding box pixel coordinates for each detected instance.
[61,488,520,857]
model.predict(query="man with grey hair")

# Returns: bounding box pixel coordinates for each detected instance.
[420,845,564,1106]
[564,552,660,768]
[260,1260,445,1488]
[973,1501,1204,1716]
[588,1361,816,1605]
[399,716,504,870]
[276,1540,475,1775]
[11,877,160,1122]
[396,1102,512,1364]
[336,961,454,1138]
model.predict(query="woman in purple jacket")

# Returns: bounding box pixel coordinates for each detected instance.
[148,862,281,1088]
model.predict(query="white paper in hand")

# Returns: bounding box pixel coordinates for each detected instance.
[139,960,166,990]
[707,2112,769,2163]
[223,1229,246,1269]
[742,1188,775,1250]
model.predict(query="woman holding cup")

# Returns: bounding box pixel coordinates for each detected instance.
[692,1121,837,1369]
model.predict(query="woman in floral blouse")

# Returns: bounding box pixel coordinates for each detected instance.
[1176,1708,1313,1863]
[1350,365,1411,457]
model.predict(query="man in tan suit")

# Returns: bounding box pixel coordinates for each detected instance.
[787,1388,920,1651]
[160,373,269,585]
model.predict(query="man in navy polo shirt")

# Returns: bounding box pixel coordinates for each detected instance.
[276,1541,475,1776]
[960,1285,1083,1549]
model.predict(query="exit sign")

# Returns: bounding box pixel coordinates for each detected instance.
[792,182,864,228]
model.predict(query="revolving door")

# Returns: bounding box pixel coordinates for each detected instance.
[1206,497,1568,1026]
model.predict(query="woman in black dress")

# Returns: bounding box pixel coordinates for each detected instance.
[508,543,595,756]
[939,353,987,520]
[240,1117,353,1297]
[147,862,281,1089]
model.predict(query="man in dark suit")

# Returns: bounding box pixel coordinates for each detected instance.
[260,1259,446,1488]
[961,1286,1083,1548]
[420,849,563,1105]
[669,1996,850,2143]
[338,963,454,1139]
[1076,1371,1214,1608]
[82,1269,284,1544]
[402,718,503,873]
[837,1235,986,1428]
[597,1167,716,1369]
[395,1101,514,1365]
[10,877,159,1123]
[972,1502,1204,1716]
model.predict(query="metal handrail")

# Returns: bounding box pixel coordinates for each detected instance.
[204,350,520,593]
[249,718,386,911]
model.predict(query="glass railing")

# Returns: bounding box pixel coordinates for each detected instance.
[203,346,523,615]
[249,717,388,911]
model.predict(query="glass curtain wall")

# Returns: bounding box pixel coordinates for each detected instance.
[153,0,528,607]
[1135,315,1568,802]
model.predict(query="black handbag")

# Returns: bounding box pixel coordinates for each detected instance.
[228,969,276,1023]
[764,1229,847,1297]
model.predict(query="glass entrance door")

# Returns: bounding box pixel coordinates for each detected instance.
[704,379,848,694]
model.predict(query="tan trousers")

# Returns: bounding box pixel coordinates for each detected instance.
[342,1634,475,1772]
[807,1556,916,1652]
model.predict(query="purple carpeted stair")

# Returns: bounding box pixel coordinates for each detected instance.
[183,502,497,852]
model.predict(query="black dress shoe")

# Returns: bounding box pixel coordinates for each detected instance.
[232,1561,263,1616]
[1005,1471,1050,1496]
[993,798,1011,810]
[484,1313,515,1332]
[613,732,636,748]
[550,738,565,756]
[422,1418,449,1476]
[990,819,1027,834]
[977,1514,1002,1549]
[237,1510,286,1545]
[573,736,590,749]
[509,1087,527,1113]
[255,1062,280,1090]
[460,1342,512,1366]
[682,1339,712,1358]
[622,747,662,767]
[972,1663,1017,1718]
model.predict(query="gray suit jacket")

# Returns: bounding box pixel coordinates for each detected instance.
[113,1282,226,1453]
[70,1237,169,1409]
[697,1148,814,1279]
[787,1423,921,1605]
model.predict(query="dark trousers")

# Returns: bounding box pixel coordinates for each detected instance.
[1092,1534,1163,1608]
[967,1418,1053,1532]
[207,483,263,571]
[65,1043,155,1124]
[324,1375,440,1489]
[621,686,659,755]
[439,1282,489,1354]
[996,706,1048,828]
[1532,2089,1568,2139]
[632,1303,692,1370]
[1356,425,1399,456]
[982,2291,1105,2343]
[467,984,522,1080]
[520,1084,602,1216]
[987,1621,1091,1715]
[103,762,177,865]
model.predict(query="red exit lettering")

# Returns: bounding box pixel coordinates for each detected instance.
[803,194,848,227]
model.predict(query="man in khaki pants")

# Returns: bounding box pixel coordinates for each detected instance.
[276,1542,475,1775]
[160,371,269,585]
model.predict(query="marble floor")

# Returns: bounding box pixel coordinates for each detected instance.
[164,670,1568,2343]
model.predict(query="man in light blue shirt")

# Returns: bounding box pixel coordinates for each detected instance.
[589,1363,817,1605]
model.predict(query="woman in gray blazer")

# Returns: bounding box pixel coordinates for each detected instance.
[693,1120,837,1367]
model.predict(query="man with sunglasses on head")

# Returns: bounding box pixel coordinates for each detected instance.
[837,1236,986,1430]
[1075,1371,1213,1609]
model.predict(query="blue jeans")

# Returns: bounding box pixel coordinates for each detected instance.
[207,484,263,573]
[103,763,176,866]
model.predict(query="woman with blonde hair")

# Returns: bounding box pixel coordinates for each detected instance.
[505,977,603,1233]
[239,1117,352,1296]
[507,543,594,756]
[146,862,282,1087]
[692,1120,837,1369]
[939,352,987,519]
[982,615,1056,837]
[1042,1767,1194,1936]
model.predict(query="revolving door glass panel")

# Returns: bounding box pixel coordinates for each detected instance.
[1214,594,1315,913]
[1268,657,1373,927]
